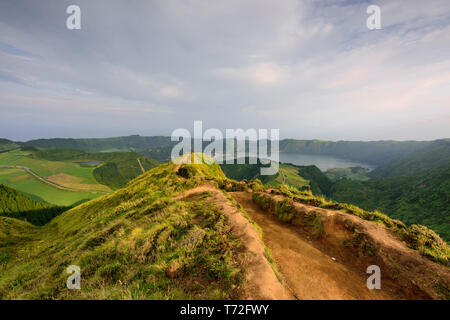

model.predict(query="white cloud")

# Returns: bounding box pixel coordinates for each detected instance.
[0,0,449,140]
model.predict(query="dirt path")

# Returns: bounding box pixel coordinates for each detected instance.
[174,184,293,300]
[231,191,395,300]
[136,159,145,174]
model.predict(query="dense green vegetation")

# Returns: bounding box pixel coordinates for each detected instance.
[369,139,450,178]
[221,160,311,191]
[295,165,332,195]
[221,160,330,195]
[329,140,450,241]
[331,163,450,241]
[325,167,371,182]
[220,157,266,181]
[0,185,68,226]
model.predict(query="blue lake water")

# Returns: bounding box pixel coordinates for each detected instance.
[76,161,102,166]
[278,153,376,171]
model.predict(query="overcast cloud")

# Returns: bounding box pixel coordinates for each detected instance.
[0,0,449,141]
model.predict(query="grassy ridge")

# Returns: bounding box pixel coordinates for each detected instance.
[0,157,243,299]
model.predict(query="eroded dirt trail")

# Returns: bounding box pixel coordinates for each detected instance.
[174,184,293,300]
[231,191,395,300]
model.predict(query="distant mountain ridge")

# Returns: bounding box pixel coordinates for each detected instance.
[10,135,443,165]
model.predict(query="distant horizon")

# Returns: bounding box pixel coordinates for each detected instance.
[3,133,449,143]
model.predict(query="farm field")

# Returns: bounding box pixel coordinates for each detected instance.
[0,149,111,193]
[0,168,99,206]
[0,149,111,206]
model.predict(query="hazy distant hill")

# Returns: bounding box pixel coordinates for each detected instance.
[16,135,437,165]
[0,139,19,152]
[369,139,450,178]
[279,139,432,165]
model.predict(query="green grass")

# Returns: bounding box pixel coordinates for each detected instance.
[0,149,110,191]
[0,168,98,206]
[0,148,161,206]
[0,185,69,226]
[264,164,310,189]
[0,155,242,299]
[32,148,160,190]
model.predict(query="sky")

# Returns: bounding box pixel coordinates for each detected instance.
[0,0,449,141]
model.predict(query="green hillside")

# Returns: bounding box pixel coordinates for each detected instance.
[330,141,450,241]
[369,139,450,178]
[0,155,244,299]
[221,160,330,195]
[0,185,68,226]
[0,139,19,153]
[221,149,450,242]
[0,155,447,300]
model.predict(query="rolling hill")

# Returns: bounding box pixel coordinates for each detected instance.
[0,139,19,153]
[0,154,448,300]
[0,184,68,226]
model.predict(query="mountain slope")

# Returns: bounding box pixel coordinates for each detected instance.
[0,155,448,300]
[369,139,450,178]
[330,140,450,241]
[279,139,432,165]
[0,139,19,153]
[0,185,68,226]
[0,155,288,299]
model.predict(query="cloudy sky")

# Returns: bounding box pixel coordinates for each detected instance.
[0,0,449,141]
